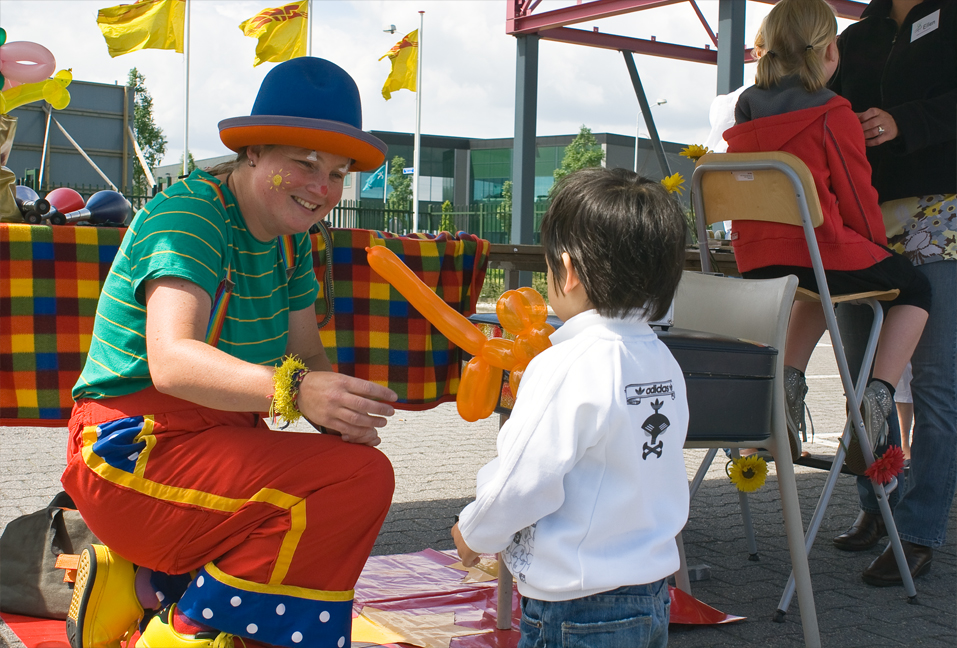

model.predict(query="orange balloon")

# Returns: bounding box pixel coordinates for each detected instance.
[517,286,548,324]
[512,336,535,365]
[366,245,553,422]
[366,245,488,354]
[457,357,503,422]
[479,336,517,370]
[496,287,554,402]
[508,364,526,400]
[497,290,531,334]
[524,328,553,355]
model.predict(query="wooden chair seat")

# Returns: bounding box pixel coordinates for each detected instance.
[795,287,900,304]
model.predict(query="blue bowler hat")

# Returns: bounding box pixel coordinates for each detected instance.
[218,57,386,172]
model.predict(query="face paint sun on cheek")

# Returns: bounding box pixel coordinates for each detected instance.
[268,169,291,191]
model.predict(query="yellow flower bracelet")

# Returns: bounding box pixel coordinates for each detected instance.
[270,355,310,425]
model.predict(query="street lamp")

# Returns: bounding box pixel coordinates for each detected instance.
[634,99,667,172]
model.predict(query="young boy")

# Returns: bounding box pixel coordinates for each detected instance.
[452,167,690,648]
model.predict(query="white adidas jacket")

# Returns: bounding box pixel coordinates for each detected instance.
[458,310,690,602]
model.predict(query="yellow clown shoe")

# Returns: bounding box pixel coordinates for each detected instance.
[66,544,144,648]
[136,604,235,648]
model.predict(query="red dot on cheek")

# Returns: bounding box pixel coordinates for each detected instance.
[320,186,328,196]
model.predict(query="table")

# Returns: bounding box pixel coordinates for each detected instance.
[487,242,740,279]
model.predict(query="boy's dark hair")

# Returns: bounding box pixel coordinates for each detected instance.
[541,167,686,321]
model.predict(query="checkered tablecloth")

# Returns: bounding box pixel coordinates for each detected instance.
[0,224,490,425]
[312,228,490,409]
[0,223,122,425]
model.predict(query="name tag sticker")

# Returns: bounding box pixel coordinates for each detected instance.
[911,9,939,42]
[734,171,754,182]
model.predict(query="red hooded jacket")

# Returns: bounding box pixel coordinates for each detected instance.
[724,95,890,273]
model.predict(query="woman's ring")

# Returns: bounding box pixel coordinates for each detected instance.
[877,125,885,135]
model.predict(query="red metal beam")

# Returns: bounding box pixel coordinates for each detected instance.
[689,0,718,47]
[507,0,685,35]
[538,26,718,65]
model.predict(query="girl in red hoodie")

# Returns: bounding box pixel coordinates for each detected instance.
[724,0,930,473]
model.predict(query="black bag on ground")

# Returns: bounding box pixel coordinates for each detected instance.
[0,492,99,619]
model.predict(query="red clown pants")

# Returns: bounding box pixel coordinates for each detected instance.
[62,387,395,648]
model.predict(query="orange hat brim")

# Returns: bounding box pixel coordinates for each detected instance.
[219,122,386,172]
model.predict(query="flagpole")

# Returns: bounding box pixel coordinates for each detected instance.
[307,0,313,57]
[383,158,389,201]
[411,10,424,232]
[182,0,191,177]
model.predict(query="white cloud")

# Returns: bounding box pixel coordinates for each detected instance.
[0,0,856,165]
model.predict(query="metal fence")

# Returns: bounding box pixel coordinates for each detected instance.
[326,199,550,242]
[29,180,549,242]
[26,182,549,303]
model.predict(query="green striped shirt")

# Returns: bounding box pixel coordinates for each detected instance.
[73,170,320,401]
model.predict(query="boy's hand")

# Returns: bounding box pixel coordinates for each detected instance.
[452,522,480,568]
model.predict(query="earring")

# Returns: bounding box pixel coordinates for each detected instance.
[248,160,256,168]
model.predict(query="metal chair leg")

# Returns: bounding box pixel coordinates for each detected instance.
[729,448,759,559]
[674,532,693,594]
[689,447,719,499]
[776,298,917,617]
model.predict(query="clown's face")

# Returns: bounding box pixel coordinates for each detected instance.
[245,145,350,240]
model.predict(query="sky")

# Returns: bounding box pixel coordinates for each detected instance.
[0,1,858,167]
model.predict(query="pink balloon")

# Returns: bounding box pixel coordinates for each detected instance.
[0,42,56,85]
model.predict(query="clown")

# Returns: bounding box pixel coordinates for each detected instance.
[62,58,396,648]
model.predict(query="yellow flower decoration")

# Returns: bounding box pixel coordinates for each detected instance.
[660,172,685,195]
[680,144,710,161]
[727,455,769,492]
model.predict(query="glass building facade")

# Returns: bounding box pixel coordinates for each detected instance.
[470,145,567,203]
[358,141,456,206]
[344,131,694,210]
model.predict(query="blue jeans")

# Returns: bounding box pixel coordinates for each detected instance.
[517,580,670,648]
[837,259,957,548]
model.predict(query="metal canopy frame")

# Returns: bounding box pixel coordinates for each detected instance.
[505,0,866,250]
[507,0,865,61]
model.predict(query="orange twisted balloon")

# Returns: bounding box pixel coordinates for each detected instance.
[366,245,554,421]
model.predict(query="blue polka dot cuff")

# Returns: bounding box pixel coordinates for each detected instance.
[177,564,354,647]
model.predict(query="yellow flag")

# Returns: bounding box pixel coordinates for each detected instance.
[239,1,308,67]
[379,30,418,100]
[96,0,185,58]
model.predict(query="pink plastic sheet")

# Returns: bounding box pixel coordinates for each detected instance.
[0,549,743,648]
[352,549,743,647]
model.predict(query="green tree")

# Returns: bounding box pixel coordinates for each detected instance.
[496,180,512,238]
[551,125,605,191]
[177,151,197,175]
[386,155,412,206]
[128,68,167,195]
[386,155,412,230]
[440,200,454,233]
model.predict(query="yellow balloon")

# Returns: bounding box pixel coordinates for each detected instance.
[0,68,71,114]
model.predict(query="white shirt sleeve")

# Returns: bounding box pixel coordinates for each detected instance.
[457,339,605,553]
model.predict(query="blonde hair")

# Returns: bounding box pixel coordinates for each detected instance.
[755,0,837,92]
[752,17,768,60]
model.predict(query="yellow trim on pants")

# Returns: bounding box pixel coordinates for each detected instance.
[80,421,307,585]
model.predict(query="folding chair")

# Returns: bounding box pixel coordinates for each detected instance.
[673,271,821,647]
[690,151,918,620]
